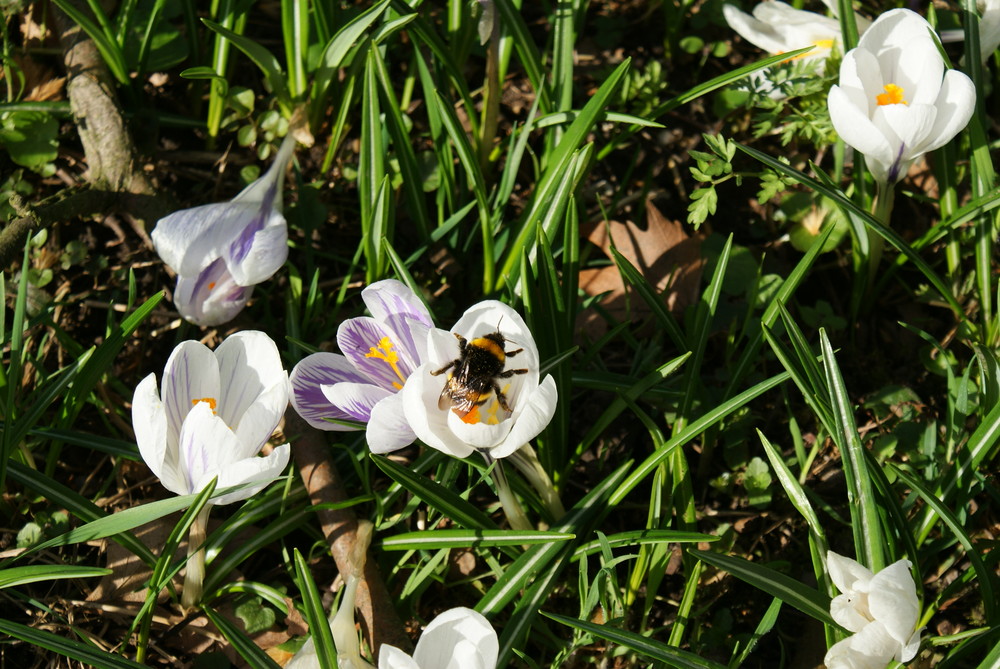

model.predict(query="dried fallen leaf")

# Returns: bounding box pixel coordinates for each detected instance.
[578,198,702,339]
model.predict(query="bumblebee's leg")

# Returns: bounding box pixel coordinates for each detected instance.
[489,380,517,413]
[505,347,524,357]
[497,368,528,379]
[430,360,457,376]
[431,335,468,376]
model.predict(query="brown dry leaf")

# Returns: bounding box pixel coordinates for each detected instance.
[87,515,176,603]
[578,198,702,339]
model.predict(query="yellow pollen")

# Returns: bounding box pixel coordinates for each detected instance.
[365,336,406,388]
[208,281,216,290]
[876,83,907,106]
[191,397,218,413]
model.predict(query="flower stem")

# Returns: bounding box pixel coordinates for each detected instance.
[483,453,532,531]
[181,507,210,610]
[867,180,895,289]
[508,445,566,519]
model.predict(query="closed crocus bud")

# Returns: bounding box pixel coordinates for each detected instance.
[378,608,498,669]
[402,301,558,461]
[824,551,923,669]
[132,330,290,506]
[152,133,296,326]
[827,9,976,184]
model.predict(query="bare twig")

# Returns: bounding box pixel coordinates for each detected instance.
[285,409,412,659]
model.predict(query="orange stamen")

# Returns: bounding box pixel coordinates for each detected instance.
[876,83,907,106]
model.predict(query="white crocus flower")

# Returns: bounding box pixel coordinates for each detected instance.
[723,0,869,65]
[940,0,1000,64]
[824,552,923,669]
[402,301,557,461]
[151,133,296,326]
[827,9,976,185]
[379,608,498,669]
[132,330,290,608]
[132,330,291,504]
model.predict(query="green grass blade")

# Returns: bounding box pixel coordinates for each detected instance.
[610,369,791,505]
[0,565,111,589]
[572,529,717,559]
[497,58,631,290]
[293,548,338,668]
[371,455,500,531]
[281,0,308,100]
[544,612,728,669]
[737,143,964,317]
[49,0,129,84]
[5,461,155,567]
[477,461,631,616]
[690,549,835,626]
[312,0,390,107]
[0,619,147,668]
[610,243,686,351]
[891,466,996,621]
[371,44,430,239]
[379,529,574,550]
[204,606,283,669]
[202,19,291,114]
[820,330,884,571]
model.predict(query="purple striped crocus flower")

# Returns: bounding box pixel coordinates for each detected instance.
[290,279,433,453]
[151,134,297,326]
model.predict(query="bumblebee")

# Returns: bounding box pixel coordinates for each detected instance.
[431,330,527,423]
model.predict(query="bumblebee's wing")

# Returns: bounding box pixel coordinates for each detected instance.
[438,375,483,419]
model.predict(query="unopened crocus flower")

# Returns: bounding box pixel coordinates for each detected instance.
[723,0,869,65]
[940,0,1000,64]
[289,279,432,452]
[402,301,557,461]
[379,608,498,669]
[824,551,923,669]
[827,9,976,185]
[132,330,290,607]
[152,133,297,326]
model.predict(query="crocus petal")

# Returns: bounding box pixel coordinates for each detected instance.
[174,259,253,327]
[867,559,919,647]
[152,202,237,277]
[132,373,172,485]
[378,646,421,669]
[899,626,924,663]
[213,443,290,505]
[412,608,499,669]
[362,279,434,329]
[830,593,872,634]
[824,622,899,669]
[324,382,393,422]
[215,330,287,426]
[233,380,289,458]
[402,363,476,458]
[367,392,417,453]
[490,374,558,458]
[177,402,243,496]
[221,206,288,286]
[338,317,413,391]
[290,352,369,430]
[919,70,977,154]
[723,3,794,54]
[161,341,221,450]
[827,552,874,594]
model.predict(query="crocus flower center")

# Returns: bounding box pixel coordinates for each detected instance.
[876,83,908,106]
[456,382,512,425]
[365,336,406,389]
[778,39,835,62]
[191,397,218,413]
